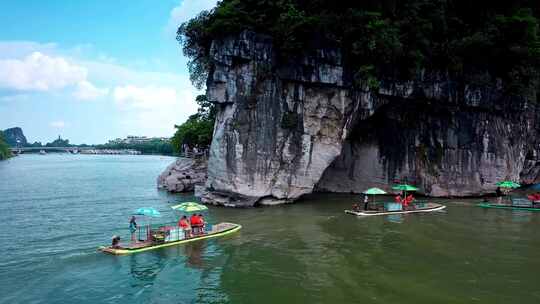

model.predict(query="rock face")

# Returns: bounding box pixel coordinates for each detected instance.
[157,158,207,192]
[3,127,27,147]
[197,30,540,206]
[315,99,540,197]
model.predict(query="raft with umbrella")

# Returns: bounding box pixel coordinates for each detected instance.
[99,203,241,255]
[345,184,446,216]
[477,181,540,211]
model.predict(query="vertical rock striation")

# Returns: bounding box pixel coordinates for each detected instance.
[197,31,540,206]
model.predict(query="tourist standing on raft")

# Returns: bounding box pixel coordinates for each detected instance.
[199,214,205,232]
[129,216,137,243]
[496,187,502,204]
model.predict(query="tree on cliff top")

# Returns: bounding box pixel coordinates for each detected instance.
[171,94,216,154]
[177,0,540,94]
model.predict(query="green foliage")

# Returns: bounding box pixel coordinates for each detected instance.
[171,94,216,153]
[45,136,70,147]
[0,131,12,160]
[26,142,43,147]
[177,0,540,93]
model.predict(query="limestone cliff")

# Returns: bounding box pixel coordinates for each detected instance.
[3,127,27,147]
[196,31,540,206]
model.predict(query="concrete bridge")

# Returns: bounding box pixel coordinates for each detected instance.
[10,146,142,155]
[10,146,94,153]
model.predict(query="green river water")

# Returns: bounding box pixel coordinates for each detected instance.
[0,154,539,303]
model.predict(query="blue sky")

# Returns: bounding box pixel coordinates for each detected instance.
[0,0,217,144]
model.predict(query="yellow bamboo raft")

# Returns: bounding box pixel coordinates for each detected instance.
[99,222,241,255]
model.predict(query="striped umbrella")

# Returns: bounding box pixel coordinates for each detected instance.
[171,202,208,213]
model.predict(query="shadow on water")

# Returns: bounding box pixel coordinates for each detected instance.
[129,252,168,286]
[183,241,207,269]
[127,239,211,284]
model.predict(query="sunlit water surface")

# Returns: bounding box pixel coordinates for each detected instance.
[1,154,539,303]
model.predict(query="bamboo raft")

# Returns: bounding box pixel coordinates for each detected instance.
[345,202,446,216]
[99,222,241,255]
[477,202,540,212]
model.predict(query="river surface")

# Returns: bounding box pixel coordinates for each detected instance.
[1,154,539,303]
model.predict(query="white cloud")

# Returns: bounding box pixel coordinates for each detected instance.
[113,85,179,109]
[73,81,109,100]
[114,84,199,136]
[0,52,87,91]
[165,0,218,36]
[50,121,66,128]
[0,40,203,139]
[0,41,58,59]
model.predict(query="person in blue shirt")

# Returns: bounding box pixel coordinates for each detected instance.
[129,216,137,243]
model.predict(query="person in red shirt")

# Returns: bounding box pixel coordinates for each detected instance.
[190,214,200,235]
[403,194,414,208]
[402,198,409,207]
[178,215,191,238]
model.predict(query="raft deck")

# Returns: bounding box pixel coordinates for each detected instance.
[345,202,446,216]
[477,202,540,211]
[99,222,241,255]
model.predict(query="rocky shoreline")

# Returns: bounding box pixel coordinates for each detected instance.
[157,157,207,193]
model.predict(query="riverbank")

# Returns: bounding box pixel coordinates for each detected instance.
[158,156,507,206]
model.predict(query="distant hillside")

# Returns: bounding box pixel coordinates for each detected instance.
[3,127,27,147]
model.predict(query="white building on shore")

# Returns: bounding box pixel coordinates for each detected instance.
[107,136,170,145]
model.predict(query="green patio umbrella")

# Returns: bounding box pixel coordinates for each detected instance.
[392,184,419,192]
[496,181,521,189]
[363,187,387,195]
[171,202,208,213]
[133,207,161,239]
[134,207,161,217]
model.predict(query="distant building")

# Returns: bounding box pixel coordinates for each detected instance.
[107,136,171,145]
[125,136,150,144]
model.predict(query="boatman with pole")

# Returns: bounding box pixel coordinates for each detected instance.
[129,216,137,243]
[363,194,369,210]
